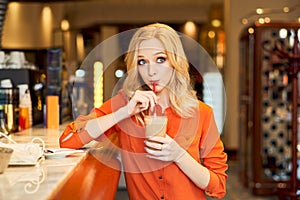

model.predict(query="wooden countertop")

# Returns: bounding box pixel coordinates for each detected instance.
[0,124,121,200]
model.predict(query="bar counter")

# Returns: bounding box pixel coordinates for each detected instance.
[0,124,121,200]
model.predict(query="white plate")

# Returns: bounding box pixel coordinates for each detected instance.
[44,148,84,159]
[9,156,43,166]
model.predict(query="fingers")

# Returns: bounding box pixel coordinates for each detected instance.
[144,137,171,156]
[144,142,172,162]
[147,135,169,144]
[129,90,158,114]
[144,139,163,151]
[135,90,157,107]
[144,143,166,157]
[144,135,185,162]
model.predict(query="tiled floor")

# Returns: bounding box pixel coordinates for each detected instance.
[115,160,278,200]
[219,160,277,200]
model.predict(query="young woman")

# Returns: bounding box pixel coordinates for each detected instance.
[59,23,228,199]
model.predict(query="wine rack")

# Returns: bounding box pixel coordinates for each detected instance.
[239,22,300,197]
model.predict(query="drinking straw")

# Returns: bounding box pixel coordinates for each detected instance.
[153,82,156,93]
[152,83,157,116]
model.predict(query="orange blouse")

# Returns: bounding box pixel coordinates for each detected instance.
[60,90,228,199]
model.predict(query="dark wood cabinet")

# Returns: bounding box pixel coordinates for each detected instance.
[239,22,300,196]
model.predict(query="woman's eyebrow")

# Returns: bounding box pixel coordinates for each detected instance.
[137,51,166,57]
[155,51,166,54]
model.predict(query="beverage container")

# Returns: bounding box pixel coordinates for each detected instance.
[19,106,29,130]
[17,84,32,128]
[0,104,8,135]
[0,147,13,174]
[0,79,19,134]
[144,115,167,138]
[46,95,59,129]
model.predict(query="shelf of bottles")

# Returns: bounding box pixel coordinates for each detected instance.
[261,29,293,182]
[239,22,300,196]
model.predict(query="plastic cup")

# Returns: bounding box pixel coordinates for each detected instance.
[0,147,13,174]
[144,115,167,138]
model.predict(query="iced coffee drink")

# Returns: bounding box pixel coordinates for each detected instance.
[144,116,168,138]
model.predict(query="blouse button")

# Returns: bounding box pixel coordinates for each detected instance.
[158,175,163,179]
[160,195,164,199]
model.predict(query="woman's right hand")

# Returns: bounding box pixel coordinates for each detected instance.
[126,90,158,116]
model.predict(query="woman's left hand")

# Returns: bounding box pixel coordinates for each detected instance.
[144,135,186,162]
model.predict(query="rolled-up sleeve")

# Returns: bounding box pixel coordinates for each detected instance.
[198,102,228,198]
[203,137,228,198]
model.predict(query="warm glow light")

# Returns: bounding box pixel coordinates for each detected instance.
[42,6,51,18]
[256,8,263,14]
[283,7,290,13]
[248,28,254,34]
[183,21,197,39]
[241,18,248,25]
[211,19,221,28]
[216,31,225,69]
[94,61,104,108]
[208,31,215,38]
[8,2,19,10]
[241,6,297,25]
[41,6,53,46]
[61,19,70,31]
[76,33,85,62]
[258,18,265,24]
[5,2,21,47]
[264,17,271,23]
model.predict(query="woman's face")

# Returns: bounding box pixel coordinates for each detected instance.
[137,38,174,93]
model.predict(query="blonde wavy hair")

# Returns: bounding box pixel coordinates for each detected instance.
[123,23,198,118]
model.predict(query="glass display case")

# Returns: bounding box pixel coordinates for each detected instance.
[239,22,300,196]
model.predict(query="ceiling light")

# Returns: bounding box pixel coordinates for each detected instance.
[241,3,300,25]
[264,17,271,23]
[183,21,197,38]
[256,8,263,14]
[241,18,248,25]
[248,28,254,34]
[208,31,215,39]
[283,7,290,13]
[61,19,70,31]
[211,19,221,27]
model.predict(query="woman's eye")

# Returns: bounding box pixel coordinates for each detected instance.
[137,59,146,65]
[157,57,166,63]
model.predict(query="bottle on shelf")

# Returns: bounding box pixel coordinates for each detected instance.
[0,104,9,135]
[17,84,32,129]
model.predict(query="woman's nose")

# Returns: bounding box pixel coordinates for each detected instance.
[148,63,157,76]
